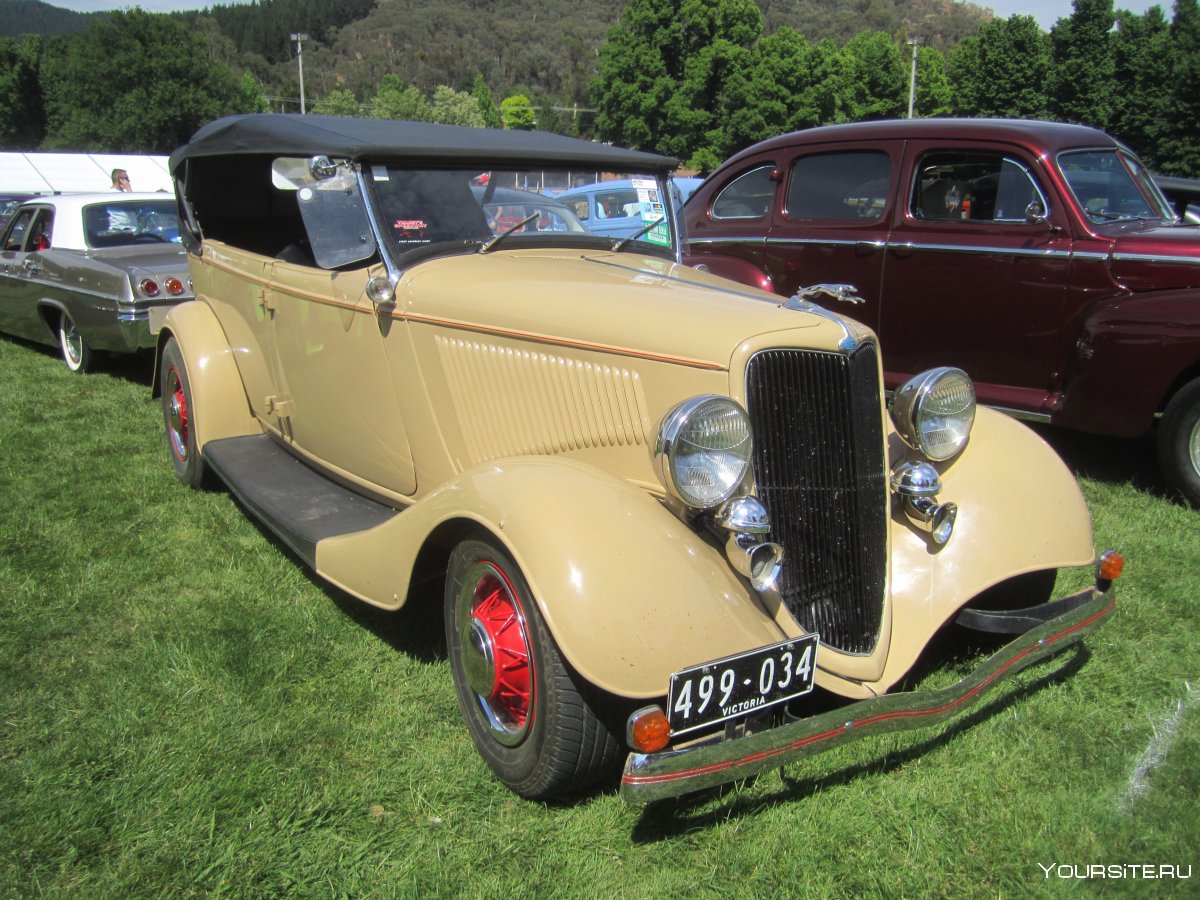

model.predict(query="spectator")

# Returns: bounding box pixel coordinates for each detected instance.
[111,169,131,192]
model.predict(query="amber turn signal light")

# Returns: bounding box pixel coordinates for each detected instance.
[627,706,671,753]
[1097,549,1124,584]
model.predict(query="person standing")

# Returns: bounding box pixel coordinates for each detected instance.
[111,169,131,191]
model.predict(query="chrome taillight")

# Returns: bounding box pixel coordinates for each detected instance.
[138,278,161,297]
[164,277,186,296]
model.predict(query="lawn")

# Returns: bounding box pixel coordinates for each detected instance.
[1,335,1196,897]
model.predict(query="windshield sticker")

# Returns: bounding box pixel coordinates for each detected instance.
[634,183,671,246]
[394,219,429,243]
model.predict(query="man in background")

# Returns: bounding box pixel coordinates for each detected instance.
[111,169,131,192]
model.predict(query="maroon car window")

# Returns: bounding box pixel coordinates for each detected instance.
[712,165,775,219]
[912,152,1046,224]
[783,151,890,221]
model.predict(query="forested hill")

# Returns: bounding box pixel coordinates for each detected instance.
[4,0,994,103]
[0,0,95,37]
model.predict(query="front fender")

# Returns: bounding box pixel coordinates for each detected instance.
[155,300,259,451]
[315,457,785,699]
[683,251,775,294]
[873,407,1096,691]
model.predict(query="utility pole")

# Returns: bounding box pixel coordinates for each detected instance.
[290,32,309,114]
[906,38,920,119]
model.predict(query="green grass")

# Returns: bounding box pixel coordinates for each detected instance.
[1,335,1196,898]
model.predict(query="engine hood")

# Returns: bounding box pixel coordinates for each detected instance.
[397,249,865,369]
[1108,224,1200,292]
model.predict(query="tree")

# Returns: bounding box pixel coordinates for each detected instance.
[840,30,906,121]
[913,45,952,118]
[1109,7,1172,165]
[430,85,485,126]
[536,96,567,134]
[0,35,46,149]
[1158,0,1200,175]
[590,0,762,159]
[236,72,269,114]
[471,74,503,129]
[371,74,430,120]
[312,88,362,116]
[500,93,536,129]
[40,10,245,152]
[1049,0,1116,126]
[948,15,1051,118]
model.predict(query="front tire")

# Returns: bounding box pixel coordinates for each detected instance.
[445,534,621,799]
[58,311,92,373]
[1157,378,1200,508]
[160,337,210,489]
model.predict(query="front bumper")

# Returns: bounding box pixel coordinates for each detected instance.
[620,583,1115,806]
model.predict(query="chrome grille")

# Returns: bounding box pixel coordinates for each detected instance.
[745,345,888,654]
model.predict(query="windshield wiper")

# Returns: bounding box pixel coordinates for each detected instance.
[612,216,665,252]
[479,211,540,253]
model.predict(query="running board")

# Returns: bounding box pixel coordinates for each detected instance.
[203,435,400,567]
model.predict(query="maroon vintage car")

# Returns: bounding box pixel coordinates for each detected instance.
[684,118,1200,505]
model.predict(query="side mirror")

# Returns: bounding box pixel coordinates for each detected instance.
[309,156,339,181]
[1024,201,1048,226]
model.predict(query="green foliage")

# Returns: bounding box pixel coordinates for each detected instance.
[1109,7,1172,166]
[430,86,485,127]
[914,45,952,118]
[948,15,1051,118]
[0,0,93,37]
[471,74,503,129]
[236,72,270,115]
[1158,0,1200,175]
[40,9,246,153]
[311,89,362,117]
[0,35,46,149]
[500,94,536,130]
[1050,0,1116,125]
[371,74,430,121]
[840,30,907,121]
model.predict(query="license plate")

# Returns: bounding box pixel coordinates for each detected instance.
[667,634,819,737]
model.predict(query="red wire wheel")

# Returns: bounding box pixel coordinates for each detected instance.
[159,337,210,489]
[455,560,535,744]
[445,534,621,799]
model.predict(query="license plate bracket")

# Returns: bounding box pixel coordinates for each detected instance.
[667,634,819,737]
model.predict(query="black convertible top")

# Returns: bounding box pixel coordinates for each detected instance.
[170,114,677,174]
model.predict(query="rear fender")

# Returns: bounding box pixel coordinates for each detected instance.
[154,300,259,451]
[315,457,785,699]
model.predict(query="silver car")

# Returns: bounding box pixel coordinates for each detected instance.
[0,192,193,371]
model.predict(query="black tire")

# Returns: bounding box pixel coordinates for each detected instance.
[444,534,622,799]
[160,337,210,489]
[1157,378,1200,508]
[58,310,93,373]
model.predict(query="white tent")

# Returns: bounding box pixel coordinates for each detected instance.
[0,152,173,194]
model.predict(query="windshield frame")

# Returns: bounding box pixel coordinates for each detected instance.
[359,163,682,279]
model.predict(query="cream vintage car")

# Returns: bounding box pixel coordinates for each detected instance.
[0,192,192,371]
[157,115,1121,805]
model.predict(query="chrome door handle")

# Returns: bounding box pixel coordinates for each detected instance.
[21,259,39,276]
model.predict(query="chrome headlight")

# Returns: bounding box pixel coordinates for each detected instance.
[891,367,975,461]
[654,396,753,509]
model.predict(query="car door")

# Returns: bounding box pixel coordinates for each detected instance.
[762,141,903,338]
[878,142,1073,412]
[0,206,53,342]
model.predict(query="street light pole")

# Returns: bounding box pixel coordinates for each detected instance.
[907,38,920,119]
[290,32,308,114]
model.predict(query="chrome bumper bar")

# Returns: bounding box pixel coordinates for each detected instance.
[620,584,1116,806]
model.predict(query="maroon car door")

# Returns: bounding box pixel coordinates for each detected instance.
[762,140,903,337]
[878,141,1074,414]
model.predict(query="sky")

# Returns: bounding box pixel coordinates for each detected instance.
[43,0,1175,30]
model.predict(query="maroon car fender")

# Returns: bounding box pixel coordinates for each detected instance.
[683,253,774,294]
[1057,288,1200,435]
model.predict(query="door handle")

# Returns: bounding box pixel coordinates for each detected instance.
[21,258,40,276]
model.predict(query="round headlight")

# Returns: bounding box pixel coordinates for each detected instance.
[890,367,976,461]
[655,396,753,509]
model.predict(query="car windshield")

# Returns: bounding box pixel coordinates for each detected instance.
[366,166,676,259]
[1058,149,1175,225]
[83,199,181,248]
